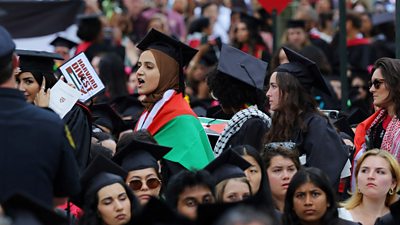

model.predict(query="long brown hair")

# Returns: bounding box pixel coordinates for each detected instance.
[265,71,320,142]
[372,57,400,118]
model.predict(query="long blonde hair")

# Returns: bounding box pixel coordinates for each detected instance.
[341,149,400,209]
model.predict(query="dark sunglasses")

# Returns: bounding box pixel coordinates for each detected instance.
[128,178,161,191]
[368,79,385,89]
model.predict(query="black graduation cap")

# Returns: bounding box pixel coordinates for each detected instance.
[275,46,332,96]
[0,25,15,64]
[217,44,268,91]
[72,154,127,208]
[50,36,78,49]
[16,49,63,73]
[131,197,192,225]
[136,28,198,93]
[90,103,126,136]
[2,192,68,225]
[113,139,172,172]
[287,19,306,29]
[204,149,251,184]
[137,29,197,67]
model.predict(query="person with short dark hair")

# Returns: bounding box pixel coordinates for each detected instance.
[0,25,80,207]
[207,44,271,155]
[164,170,215,220]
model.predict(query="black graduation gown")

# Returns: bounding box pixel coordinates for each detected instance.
[62,102,91,173]
[225,117,270,152]
[374,200,400,225]
[291,112,349,190]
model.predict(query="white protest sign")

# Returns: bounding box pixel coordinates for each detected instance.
[59,52,105,102]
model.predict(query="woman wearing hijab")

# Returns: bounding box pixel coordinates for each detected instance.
[133,29,214,170]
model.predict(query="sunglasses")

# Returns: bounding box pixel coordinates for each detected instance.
[368,79,385,89]
[128,178,161,191]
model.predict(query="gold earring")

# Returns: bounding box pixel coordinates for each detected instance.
[388,188,394,195]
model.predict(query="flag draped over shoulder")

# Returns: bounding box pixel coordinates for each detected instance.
[0,0,83,38]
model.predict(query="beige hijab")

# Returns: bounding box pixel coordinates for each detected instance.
[140,49,179,109]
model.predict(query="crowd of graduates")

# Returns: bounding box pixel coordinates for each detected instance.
[1,0,400,225]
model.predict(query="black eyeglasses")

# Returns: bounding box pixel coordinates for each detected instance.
[368,79,385,89]
[128,178,161,191]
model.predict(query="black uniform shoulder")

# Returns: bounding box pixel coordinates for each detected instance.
[24,104,63,124]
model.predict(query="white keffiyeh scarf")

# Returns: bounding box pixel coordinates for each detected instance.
[213,106,271,156]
